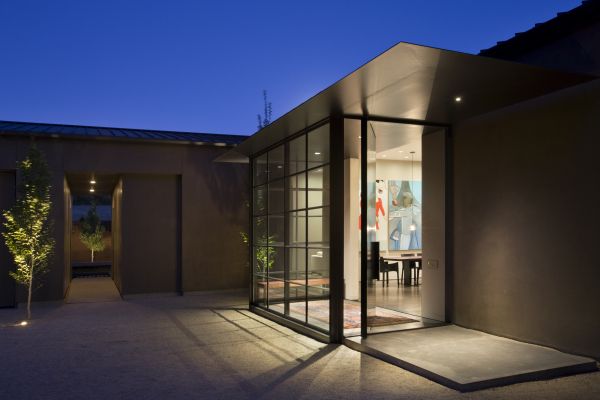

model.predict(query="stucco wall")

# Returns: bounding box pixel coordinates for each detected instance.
[120,174,179,294]
[0,136,249,303]
[0,171,16,307]
[452,79,600,359]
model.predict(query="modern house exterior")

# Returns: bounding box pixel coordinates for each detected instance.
[219,1,600,362]
[1,0,599,376]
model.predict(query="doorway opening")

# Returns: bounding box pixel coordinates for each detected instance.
[65,173,121,303]
[343,118,447,337]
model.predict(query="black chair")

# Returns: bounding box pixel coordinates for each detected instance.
[379,257,400,287]
[414,253,422,285]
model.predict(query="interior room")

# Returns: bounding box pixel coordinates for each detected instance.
[343,119,444,336]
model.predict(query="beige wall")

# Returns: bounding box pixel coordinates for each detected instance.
[453,79,600,359]
[120,174,179,294]
[0,136,249,302]
[112,179,123,292]
[0,171,16,307]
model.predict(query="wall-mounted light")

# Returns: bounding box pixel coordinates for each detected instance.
[314,152,321,155]
[90,179,96,184]
[455,96,462,103]
[89,188,95,193]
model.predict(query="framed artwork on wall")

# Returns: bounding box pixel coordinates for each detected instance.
[388,180,422,250]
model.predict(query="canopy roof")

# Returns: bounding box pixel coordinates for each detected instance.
[221,42,592,161]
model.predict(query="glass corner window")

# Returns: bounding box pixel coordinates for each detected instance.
[251,121,331,333]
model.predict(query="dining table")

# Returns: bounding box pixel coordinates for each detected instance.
[380,254,422,286]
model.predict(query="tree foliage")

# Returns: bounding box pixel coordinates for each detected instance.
[240,199,276,274]
[256,89,272,130]
[240,230,276,273]
[79,203,105,262]
[2,145,54,319]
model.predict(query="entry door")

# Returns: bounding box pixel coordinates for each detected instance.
[359,121,447,336]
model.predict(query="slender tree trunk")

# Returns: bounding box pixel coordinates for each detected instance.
[91,249,94,263]
[27,258,34,320]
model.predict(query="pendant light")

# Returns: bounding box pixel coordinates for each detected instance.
[409,151,417,232]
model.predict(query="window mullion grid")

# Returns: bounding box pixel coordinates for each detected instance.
[304,135,309,324]
[265,152,269,309]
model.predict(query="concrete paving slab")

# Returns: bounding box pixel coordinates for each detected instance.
[346,325,597,392]
[66,277,122,303]
[2,289,600,399]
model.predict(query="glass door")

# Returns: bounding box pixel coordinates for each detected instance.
[359,120,446,336]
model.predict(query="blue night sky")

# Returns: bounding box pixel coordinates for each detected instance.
[0,1,583,135]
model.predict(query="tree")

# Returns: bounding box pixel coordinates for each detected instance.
[257,89,272,130]
[2,145,54,320]
[79,203,105,262]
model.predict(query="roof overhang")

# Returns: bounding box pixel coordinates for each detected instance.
[218,42,593,162]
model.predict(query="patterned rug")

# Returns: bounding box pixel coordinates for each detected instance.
[289,300,417,329]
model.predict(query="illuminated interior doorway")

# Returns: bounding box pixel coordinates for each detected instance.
[343,118,447,337]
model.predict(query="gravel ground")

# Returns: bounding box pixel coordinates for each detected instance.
[0,289,598,400]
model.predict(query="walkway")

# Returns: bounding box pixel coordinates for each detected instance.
[66,277,121,303]
[346,325,597,392]
[0,289,598,399]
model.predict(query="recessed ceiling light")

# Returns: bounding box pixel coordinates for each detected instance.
[90,180,96,184]
[314,152,321,155]
[455,96,462,103]
[381,154,387,158]
[398,150,404,153]
[277,165,282,169]
[89,188,95,193]
[404,156,409,159]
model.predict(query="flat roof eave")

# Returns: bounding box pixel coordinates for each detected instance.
[221,41,593,161]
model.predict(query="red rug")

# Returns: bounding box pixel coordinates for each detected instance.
[289,300,416,329]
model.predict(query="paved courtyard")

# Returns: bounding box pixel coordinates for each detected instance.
[0,289,598,399]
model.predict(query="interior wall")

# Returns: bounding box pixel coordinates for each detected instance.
[421,130,446,322]
[120,174,179,294]
[453,79,600,359]
[0,171,16,307]
[343,158,360,300]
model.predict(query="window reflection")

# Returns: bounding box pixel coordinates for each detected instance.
[251,123,330,333]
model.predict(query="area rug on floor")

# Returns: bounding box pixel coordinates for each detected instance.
[288,300,417,328]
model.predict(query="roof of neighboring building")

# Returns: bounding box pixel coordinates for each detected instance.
[0,120,248,146]
[479,1,600,58]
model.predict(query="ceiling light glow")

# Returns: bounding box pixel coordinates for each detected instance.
[455,96,462,102]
